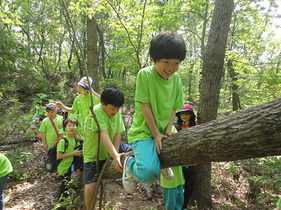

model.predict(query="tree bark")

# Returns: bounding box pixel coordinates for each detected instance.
[87,15,99,92]
[102,96,281,179]
[195,0,234,208]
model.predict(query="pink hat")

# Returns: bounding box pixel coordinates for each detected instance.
[176,104,194,115]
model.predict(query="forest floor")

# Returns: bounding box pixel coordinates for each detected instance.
[1,133,280,210]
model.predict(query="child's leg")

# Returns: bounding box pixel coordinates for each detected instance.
[182,166,196,208]
[129,138,160,183]
[0,174,9,210]
[58,168,72,200]
[119,142,132,153]
[85,183,96,210]
[163,185,184,210]
[84,160,106,210]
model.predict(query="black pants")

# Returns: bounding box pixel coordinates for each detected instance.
[58,167,72,201]
[182,166,196,209]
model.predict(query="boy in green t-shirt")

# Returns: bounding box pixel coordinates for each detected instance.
[56,76,100,141]
[56,118,82,200]
[0,153,13,209]
[39,103,64,151]
[83,87,125,210]
[122,31,186,208]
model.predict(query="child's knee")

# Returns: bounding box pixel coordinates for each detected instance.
[137,165,160,183]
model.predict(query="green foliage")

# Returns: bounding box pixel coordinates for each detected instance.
[53,177,84,210]
[6,149,35,181]
[244,157,281,194]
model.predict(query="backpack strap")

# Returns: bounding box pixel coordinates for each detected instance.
[49,116,60,138]
[62,137,69,153]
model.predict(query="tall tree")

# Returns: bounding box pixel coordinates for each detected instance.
[87,14,99,92]
[194,0,234,208]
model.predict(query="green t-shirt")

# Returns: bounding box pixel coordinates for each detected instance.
[39,115,64,148]
[83,104,125,163]
[0,153,13,178]
[127,66,184,143]
[57,136,80,175]
[72,93,99,124]
[72,93,99,139]
[161,166,184,188]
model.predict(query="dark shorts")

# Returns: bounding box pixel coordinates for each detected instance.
[84,160,106,185]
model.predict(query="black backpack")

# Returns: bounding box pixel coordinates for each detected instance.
[45,137,69,173]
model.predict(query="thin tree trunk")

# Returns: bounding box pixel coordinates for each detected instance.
[87,15,99,92]
[196,0,234,208]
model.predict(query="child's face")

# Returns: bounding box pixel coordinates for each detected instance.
[180,111,192,123]
[153,58,181,80]
[77,85,84,94]
[102,103,120,118]
[47,110,57,119]
[64,122,78,136]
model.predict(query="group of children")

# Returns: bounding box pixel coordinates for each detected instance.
[38,31,198,210]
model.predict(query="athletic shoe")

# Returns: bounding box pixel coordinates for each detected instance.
[155,183,162,194]
[72,169,82,177]
[122,156,137,194]
[146,191,152,200]
[160,168,174,180]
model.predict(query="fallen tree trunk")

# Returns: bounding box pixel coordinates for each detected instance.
[103,97,281,179]
[0,137,40,146]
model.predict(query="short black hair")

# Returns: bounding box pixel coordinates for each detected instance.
[149,31,186,62]
[101,86,124,107]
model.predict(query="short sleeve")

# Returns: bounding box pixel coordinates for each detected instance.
[95,108,107,131]
[93,95,99,106]
[173,75,184,110]
[72,96,79,112]
[39,120,47,133]
[57,139,66,153]
[116,111,125,134]
[135,70,150,103]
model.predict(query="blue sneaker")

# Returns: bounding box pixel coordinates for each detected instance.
[122,156,137,194]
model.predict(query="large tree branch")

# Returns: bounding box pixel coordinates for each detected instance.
[102,96,281,179]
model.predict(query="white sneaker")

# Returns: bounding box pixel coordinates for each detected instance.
[122,156,137,194]
[160,168,174,180]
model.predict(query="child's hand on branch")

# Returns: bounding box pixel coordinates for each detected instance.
[113,153,125,173]
[165,131,176,136]
[154,134,167,155]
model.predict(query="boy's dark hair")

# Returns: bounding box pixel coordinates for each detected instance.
[64,118,78,127]
[101,87,124,107]
[46,103,57,112]
[149,31,186,62]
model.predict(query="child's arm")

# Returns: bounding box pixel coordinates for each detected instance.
[57,149,82,159]
[142,103,167,155]
[41,132,48,152]
[90,87,101,102]
[165,109,176,136]
[113,133,121,153]
[100,130,125,173]
[55,102,75,114]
